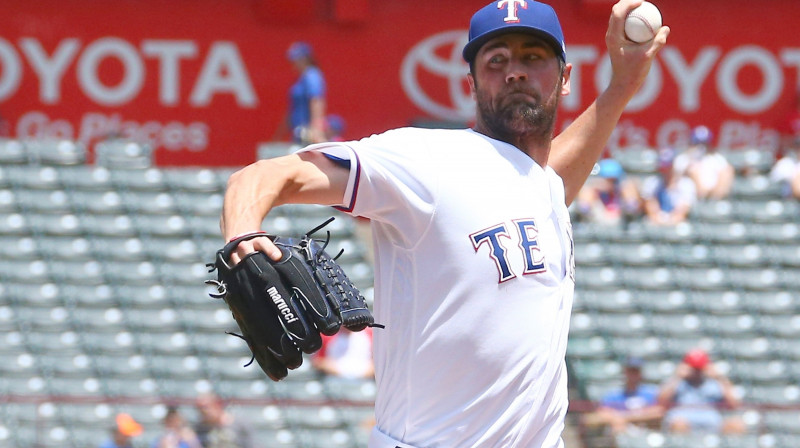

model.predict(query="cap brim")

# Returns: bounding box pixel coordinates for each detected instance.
[463,26,564,63]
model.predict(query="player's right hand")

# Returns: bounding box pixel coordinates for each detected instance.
[227,235,283,265]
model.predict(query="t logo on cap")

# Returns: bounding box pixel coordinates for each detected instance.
[499,0,527,23]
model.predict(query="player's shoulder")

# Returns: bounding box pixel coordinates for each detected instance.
[357,127,474,154]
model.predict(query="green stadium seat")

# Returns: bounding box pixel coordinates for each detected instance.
[28,139,87,166]
[122,190,179,215]
[691,199,735,223]
[16,189,72,214]
[731,174,782,199]
[164,167,225,193]
[70,190,126,215]
[0,139,28,164]
[623,266,676,290]
[175,191,224,216]
[111,167,168,192]
[691,291,745,315]
[6,165,62,190]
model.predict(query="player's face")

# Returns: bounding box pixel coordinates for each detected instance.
[469,33,570,147]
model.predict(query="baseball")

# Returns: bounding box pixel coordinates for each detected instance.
[624,1,662,43]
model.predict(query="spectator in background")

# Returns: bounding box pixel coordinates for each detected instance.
[573,158,641,226]
[641,148,697,226]
[152,406,202,448]
[778,89,800,156]
[582,357,664,435]
[770,145,800,199]
[99,413,142,448]
[658,349,745,435]
[312,326,375,379]
[194,393,255,448]
[675,126,735,200]
[271,41,328,145]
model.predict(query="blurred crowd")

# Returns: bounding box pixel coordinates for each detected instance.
[583,349,745,438]
[98,331,375,448]
[572,123,800,228]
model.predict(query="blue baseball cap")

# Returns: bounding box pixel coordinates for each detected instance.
[463,1,566,63]
[286,42,313,61]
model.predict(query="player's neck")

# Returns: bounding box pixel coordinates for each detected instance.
[473,125,550,167]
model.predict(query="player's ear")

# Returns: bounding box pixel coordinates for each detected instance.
[560,62,572,96]
[467,72,477,97]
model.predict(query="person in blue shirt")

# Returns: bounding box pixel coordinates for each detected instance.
[659,349,745,434]
[272,41,328,145]
[583,357,664,435]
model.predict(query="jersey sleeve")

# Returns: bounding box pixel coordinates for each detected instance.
[296,128,438,241]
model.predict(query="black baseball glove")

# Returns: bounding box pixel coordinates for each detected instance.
[206,217,380,381]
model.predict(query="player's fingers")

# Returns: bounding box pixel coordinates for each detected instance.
[650,26,670,52]
[608,0,644,34]
[251,236,284,261]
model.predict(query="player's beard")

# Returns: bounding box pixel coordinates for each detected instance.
[475,80,561,149]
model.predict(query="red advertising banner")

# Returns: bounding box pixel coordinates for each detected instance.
[0,0,798,166]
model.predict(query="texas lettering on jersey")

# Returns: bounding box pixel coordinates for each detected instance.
[470,218,546,283]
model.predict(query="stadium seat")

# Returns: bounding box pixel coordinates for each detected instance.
[574,241,610,266]
[576,266,622,290]
[737,199,800,223]
[58,165,113,191]
[37,352,94,379]
[70,190,126,214]
[731,359,790,385]
[567,335,610,360]
[763,411,800,434]
[134,214,191,238]
[29,212,85,237]
[0,212,31,236]
[650,313,705,338]
[639,290,692,314]
[36,236,92,261]
[623,266,676,290]
[24,331,83,356]
[94,139,153,169]
[122,191,179,215]
[730,174,782,199]
[721,147,776,175]
[6,165,62,190]
[79,330,139,356]
[175,191,224,216]
[690,199,735,223]
[111,167,167,192]
[164,167,224,193]
[300,428,355,448]
[0,188,16,213]
[597,312,651,337]
[253,428,299,448]
[691,291,745,315]
[758,315,800,338]
[81,214,137,237]
[609,335,663,360]
[746,384,800,406]
[26,139,87,166]
[0,139,28,164]
[49,259,105,285]
[93,353,150,380]
[580,289,638,313]
[16,189,72,214]
[61,284,116,308]
[137,331,193,356]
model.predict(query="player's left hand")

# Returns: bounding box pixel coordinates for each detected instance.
[605,0,670,99]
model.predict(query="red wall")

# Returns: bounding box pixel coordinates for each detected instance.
[1,0,798,166]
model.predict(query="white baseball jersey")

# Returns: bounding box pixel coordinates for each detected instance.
[299,127,575,448]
